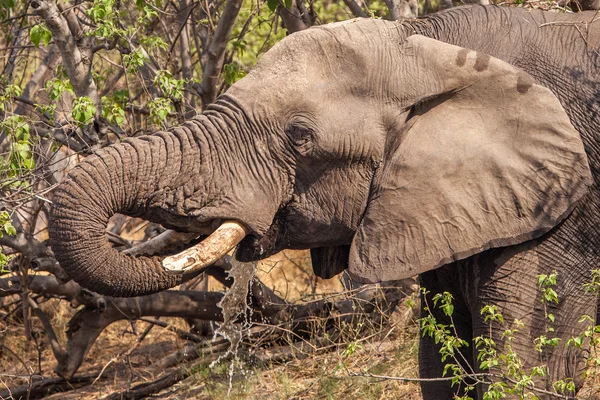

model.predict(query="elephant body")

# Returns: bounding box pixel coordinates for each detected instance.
[406,7,600,398]
[49,6,600,399]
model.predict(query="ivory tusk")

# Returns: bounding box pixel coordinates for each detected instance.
[162,220,248,275]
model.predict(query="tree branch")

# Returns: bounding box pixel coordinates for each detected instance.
[278,0,311,34]
[29,0,102,143]
[15,45,61,116]
[123,230,200,256]
[383,0,418,20]
[342,0,367,18]
[56,290,225,378]
[27,296,67,365]
[0,231,52,260]
[199,0,244,107]
[29,0,98,104]
[56,2,85,40]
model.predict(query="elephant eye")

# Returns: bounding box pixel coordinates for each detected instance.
[286,124,313,147]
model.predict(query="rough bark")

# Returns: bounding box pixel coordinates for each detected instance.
[278,0,312,33]
[104,367,193,400]
[56,290,225,378]
[0,259,413,380]
[342,0,368,18]
[199,0,244,107]
[29,0,99,111]
[384,0,418,20]
[0,275,105,308]
[0,372,103,400]
[0,230,52,261]
[29,0,102,144]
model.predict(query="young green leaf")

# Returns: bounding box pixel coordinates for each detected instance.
[30,24,52,47]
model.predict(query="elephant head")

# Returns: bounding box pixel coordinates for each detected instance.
[49,18,592,297]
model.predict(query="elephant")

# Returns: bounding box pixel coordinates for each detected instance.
[48,5,600,399]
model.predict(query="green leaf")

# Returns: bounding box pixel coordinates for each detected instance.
[101,97,126,127]
[1,0,15,11]
[223,63,247,85]
[30,24,52,47]
[148,97,173,125]
[537,274,547,287]
[4,84,22,98]
[16,142,31,160]
[568,336,583,348]
[0,212,16,237]
[46,78,74,101]
[3,222,16,236]
[72,97,97,126]
[86,0,115,22]
[153,70,184,99]
[123,48,147,73]
[267,0,277,12]
[283,0,292,8]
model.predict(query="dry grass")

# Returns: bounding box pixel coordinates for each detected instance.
[169,322,421,400]
[0,250,422,399]
[3,248,599,399]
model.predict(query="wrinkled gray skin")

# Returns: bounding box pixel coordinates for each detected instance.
[49,6,600,398]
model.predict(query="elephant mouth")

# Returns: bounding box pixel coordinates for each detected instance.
[236,208,289,262]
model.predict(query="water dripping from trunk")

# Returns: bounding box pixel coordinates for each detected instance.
[211,255,256,395]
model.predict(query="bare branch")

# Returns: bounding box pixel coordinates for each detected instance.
[139,317,205,342]
[278,0,311,33]
[178,0,197,117]
[0,275,106,308]
[164,0,197,68]
[1,20,28,82]
[27,296,67,365]
[342,0,368,18]
[0,231,52,260]
[33,125,89,153]
[383,0,418,20]
[0,371,109,399]
[123,230,200,256]
[57,290,225,378]
[199,0,244,107]
[29,0,102,143]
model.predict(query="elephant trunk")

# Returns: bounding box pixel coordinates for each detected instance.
[49,103,281,297]
[49,137,186,297]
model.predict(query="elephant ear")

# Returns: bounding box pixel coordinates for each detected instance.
[348,35,592,283]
